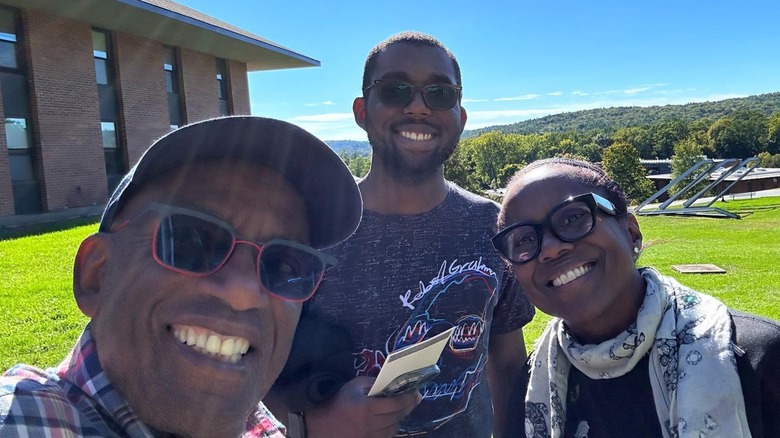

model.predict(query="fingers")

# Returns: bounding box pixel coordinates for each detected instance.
[366,389,422,416]
[306,377,422,438]
[364,391,422,433]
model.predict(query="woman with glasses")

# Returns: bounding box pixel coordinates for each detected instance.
[494,157,780,437]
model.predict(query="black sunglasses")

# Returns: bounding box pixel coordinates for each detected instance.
[114,203,336,302]
[363,79,462,111]
[492,193,617,264]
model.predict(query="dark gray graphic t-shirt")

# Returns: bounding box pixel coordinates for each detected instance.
[307,183,535,437]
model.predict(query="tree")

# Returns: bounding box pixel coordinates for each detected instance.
[445,141,478,192]
[708,110,768,158]
[601,142,655,204]
[767,111,780,154]
[468,132,511,188]
[497,163,525,188]
[670,138,709,197]
[339,151,371,178]
[458,131,535,189]
[613,126,653,159]
[757,151,780,168]
[649,119,688,159]
[707,118,734,158]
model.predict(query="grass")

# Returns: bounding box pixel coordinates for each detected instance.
[1,197,779,370]
[0,224,97,371]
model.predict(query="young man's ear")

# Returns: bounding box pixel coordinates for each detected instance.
[353,97,367,131]
[459,105,468,131]
[73,234,109,318]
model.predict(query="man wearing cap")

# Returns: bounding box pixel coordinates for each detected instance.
[0,117,404,437]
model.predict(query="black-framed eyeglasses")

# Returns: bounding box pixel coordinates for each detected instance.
[492,193,617,264]
[363,79,462,111]
[113,203,336,302]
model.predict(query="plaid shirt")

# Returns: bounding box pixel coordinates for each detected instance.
[0,325,286,437]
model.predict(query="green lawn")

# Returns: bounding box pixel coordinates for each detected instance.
[1,197,779,371]
[1,224,96,371]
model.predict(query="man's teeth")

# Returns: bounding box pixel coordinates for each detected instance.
[400,131,432,141]
[552,265,591,287]
[172,325,249,364]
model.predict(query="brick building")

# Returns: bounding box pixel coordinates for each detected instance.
[0,0,318,221]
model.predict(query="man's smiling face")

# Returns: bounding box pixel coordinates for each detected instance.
[76,160,307,437]
[355,42,467,184]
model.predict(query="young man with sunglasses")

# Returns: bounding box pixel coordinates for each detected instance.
[271,32,535,438]
[0,117,371,437]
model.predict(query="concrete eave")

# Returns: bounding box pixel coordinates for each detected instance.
[5,0,320,71]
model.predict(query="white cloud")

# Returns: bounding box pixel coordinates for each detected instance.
[620,84,667,95]
[304,101,337,107]
[578,83,669,97]
[462,97,490,103]
[622,87,650,95]
[292,113,354,123]
[547,91,563,96]
[288,112,365,141]
[493,94,542,102]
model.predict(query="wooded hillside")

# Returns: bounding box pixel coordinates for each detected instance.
[465,92,780,137]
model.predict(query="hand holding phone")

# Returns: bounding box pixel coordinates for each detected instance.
[374,364,440,397]
[367,327,455,397]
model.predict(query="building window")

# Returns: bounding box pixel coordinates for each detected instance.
[92,28,125,192]
[165,45,183,128]
[1,6,41,214]
[0,10,17,69]
[100,121,117,149]
[216,58,231,116]
[5,117,28,149]
[92,29,110,85]
[101,121,124,177]
[6,118,32,185]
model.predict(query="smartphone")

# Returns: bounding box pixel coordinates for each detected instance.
[375,364,440,397]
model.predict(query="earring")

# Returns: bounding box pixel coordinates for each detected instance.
[633,247,640,254]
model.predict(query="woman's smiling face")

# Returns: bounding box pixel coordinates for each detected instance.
[500,164,644,343]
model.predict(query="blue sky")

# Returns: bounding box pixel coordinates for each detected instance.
[176,0,779,141]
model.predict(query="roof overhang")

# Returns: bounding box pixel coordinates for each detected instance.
[5,0,319,71]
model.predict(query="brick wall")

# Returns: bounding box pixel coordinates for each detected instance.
[24,9,106,212]
[229,60,250,115]
[114,32,170,166]
[180,48,220,123]
[0,5,257,219]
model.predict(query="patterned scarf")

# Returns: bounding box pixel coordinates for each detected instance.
[524,268,751,438]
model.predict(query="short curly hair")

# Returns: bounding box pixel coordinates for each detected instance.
[361,31,462,96]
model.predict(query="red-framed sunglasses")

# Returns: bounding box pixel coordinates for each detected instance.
[113,203,336,302]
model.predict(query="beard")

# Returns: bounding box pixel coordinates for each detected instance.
[367,131,456,186]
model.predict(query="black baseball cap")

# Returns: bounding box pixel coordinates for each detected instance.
[99,116,362,249]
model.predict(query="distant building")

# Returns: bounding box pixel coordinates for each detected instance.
[0,0,318,220]
[647,167,780,199]
[640,158,672,175]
